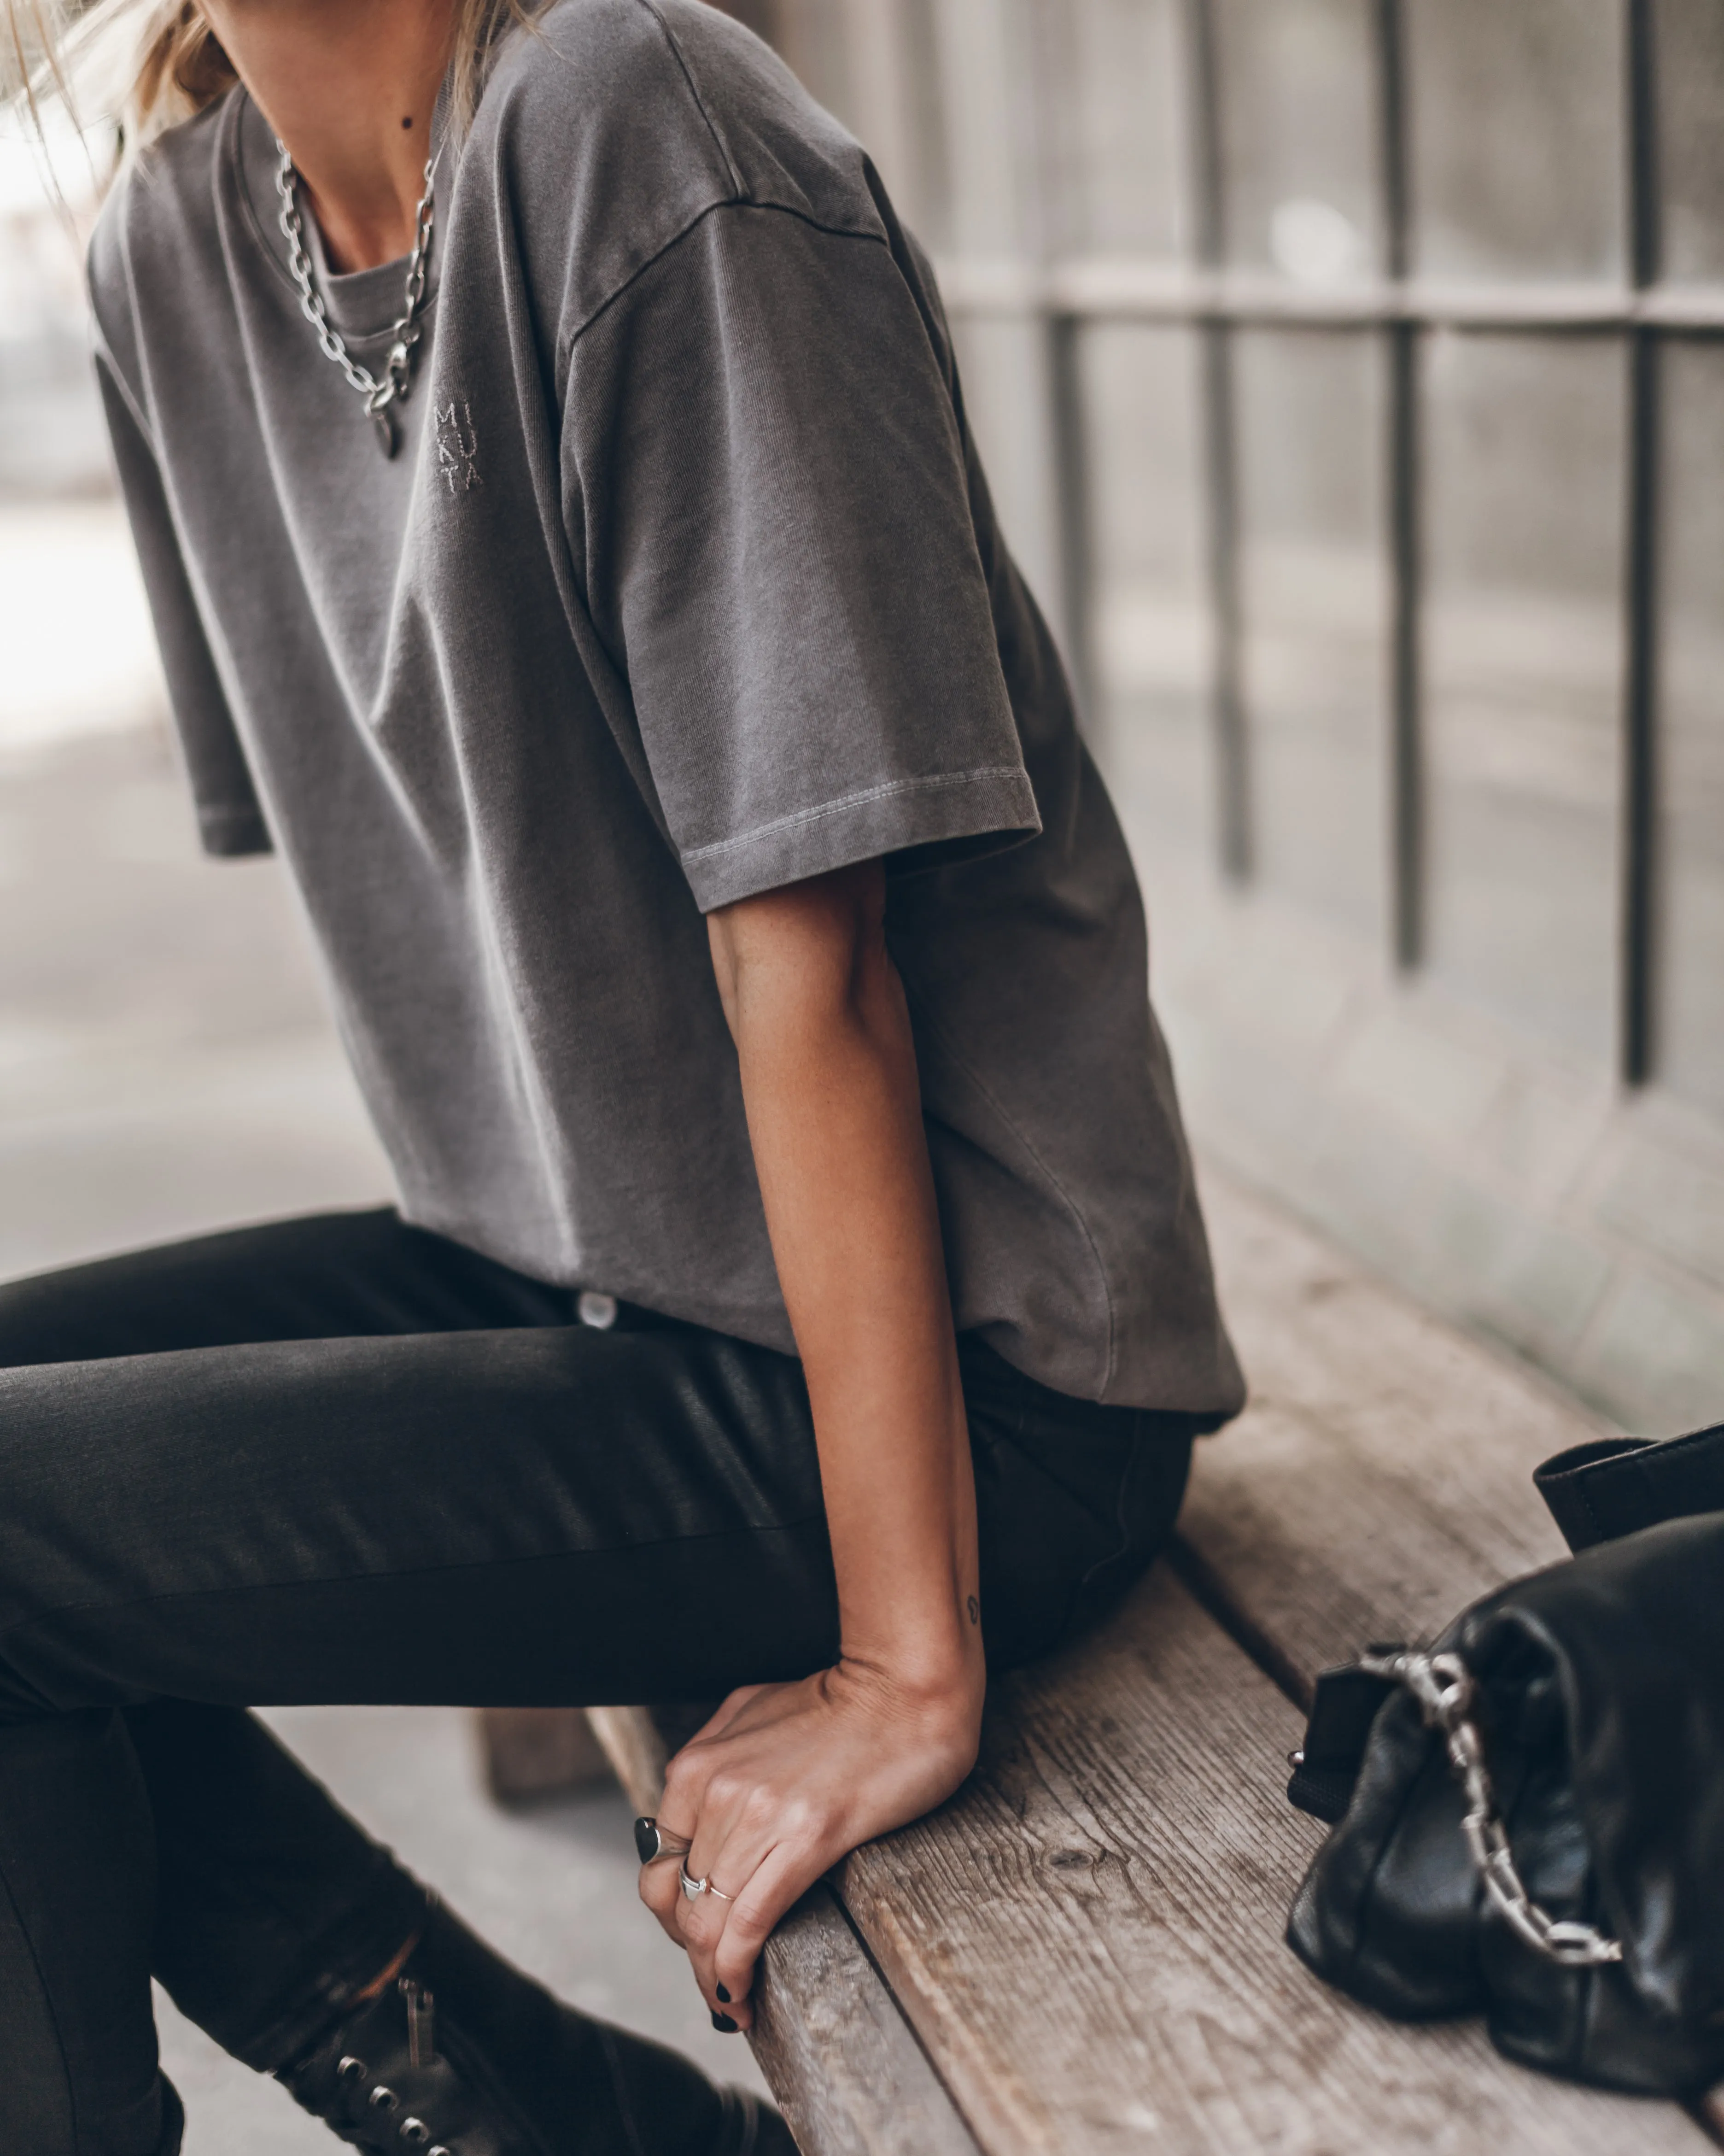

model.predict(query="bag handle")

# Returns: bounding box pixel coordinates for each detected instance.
[1358,1648,1624,1970]
[1535,1423,1724,1552]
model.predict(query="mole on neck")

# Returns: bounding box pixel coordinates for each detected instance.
[201,0,454,271]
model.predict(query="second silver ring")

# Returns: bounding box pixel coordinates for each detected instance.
[679,1860,736,1904]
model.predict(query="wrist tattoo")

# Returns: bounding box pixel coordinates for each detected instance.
[967,1594,981,1626]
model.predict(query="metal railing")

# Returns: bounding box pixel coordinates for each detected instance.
[745,0,1723,1089]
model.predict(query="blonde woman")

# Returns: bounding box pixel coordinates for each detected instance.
[0,0,1243,2150]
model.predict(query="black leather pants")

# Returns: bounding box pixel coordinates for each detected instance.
[0,1208,1202,2155]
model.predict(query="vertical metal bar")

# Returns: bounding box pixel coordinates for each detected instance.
[1375,0,1422,969]
[1375,0,1410,283]
[1627,0,1660,287]
[1186,0,1250,879]
[1048,309,1096,722]
[1023,4,1094,723]
[1622,0,1661,1084]
[1386,322,1423,969]
[1622,334,1660,1085]
[1202,326,1250,879]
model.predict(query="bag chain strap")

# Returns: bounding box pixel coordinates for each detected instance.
[1357,1648,1625,1970]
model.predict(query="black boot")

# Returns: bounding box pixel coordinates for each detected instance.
[275,1897,796,2155]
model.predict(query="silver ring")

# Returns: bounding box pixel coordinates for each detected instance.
[679,1861,735,1904]
[634,1817,692,1866]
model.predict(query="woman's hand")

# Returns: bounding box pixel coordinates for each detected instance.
[637,1656,983,2028]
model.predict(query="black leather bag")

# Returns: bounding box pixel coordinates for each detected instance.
[1284,1420,1724,2096]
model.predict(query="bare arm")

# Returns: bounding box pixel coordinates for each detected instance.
[637,858,984,2023]
[710,858,980,1698]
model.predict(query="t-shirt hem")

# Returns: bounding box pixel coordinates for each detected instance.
[680,765,1040,912]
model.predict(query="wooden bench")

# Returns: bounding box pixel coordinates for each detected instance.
[491,1166,1724,2154]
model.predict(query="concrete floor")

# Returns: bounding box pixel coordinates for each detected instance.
[0,706,766,2149]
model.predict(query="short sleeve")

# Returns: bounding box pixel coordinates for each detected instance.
[94,347,272,860]
[562,205,1041,911]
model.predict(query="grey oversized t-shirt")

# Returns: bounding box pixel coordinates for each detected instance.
[87,0,1244,1413]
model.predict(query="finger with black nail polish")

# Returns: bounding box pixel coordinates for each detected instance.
[715,1984,731,2003]
[711,2010,739,2034]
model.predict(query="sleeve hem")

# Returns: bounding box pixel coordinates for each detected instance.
[683,765,1040,912]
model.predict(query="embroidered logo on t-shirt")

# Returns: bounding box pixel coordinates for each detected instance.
[435,401,481,494]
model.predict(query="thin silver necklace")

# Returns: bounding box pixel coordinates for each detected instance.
[273,140,441,459]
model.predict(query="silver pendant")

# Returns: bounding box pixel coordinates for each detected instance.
[275,139,438,469]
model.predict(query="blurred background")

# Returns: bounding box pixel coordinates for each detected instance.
[743,0,1724,1441]
[6,0,1724,2145]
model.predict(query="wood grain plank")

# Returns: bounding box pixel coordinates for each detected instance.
[584,1705,667,1816]
[477,1707,613,1802]
[750,1886,984,2156]
[837,1566,1708,2156]
[584,1707,981,2156]
[1181,1164,1613,1690]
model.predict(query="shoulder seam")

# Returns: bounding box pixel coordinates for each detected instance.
[637,0,745,198]
[561,196,888,359]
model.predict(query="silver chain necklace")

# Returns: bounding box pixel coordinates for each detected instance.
[274,140,440,459]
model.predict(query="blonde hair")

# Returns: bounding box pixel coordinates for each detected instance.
[7,0,538,160]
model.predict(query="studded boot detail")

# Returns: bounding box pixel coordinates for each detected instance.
[279,1975,510,2155]
[275,1897,795,2156]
